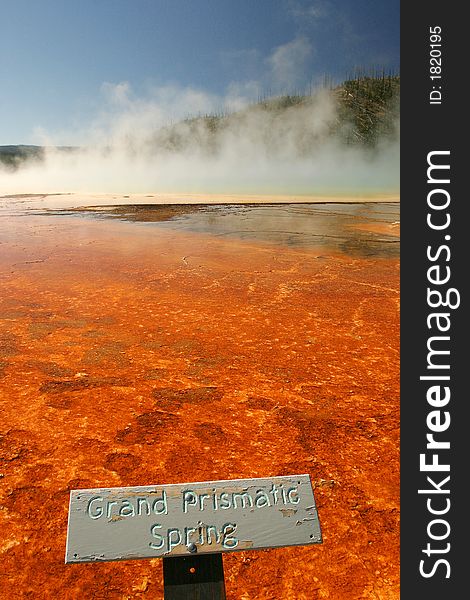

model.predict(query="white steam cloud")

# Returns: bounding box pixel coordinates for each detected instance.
[0,42,399,197]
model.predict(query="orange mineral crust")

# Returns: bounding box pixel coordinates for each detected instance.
[0,213,399,599]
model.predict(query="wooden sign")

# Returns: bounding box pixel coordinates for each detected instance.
[65,474,322,563]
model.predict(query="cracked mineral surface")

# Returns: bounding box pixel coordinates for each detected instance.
[0,197,399,599]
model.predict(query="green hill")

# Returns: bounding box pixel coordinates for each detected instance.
[144,73,399,158]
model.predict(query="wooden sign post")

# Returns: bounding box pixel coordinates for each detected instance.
[65,474,322,598]
[163,553,226,599]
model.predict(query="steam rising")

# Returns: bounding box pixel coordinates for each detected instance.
[0,81,399,196]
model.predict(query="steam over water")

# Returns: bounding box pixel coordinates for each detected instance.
[0,86,399,196]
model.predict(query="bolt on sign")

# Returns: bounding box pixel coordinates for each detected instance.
[65,474,322,563]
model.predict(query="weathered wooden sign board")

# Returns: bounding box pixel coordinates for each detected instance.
[65,474,322,563]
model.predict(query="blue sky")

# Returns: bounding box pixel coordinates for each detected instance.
[0,0,399,145]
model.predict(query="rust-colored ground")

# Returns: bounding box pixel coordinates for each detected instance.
[0,211,399,599]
